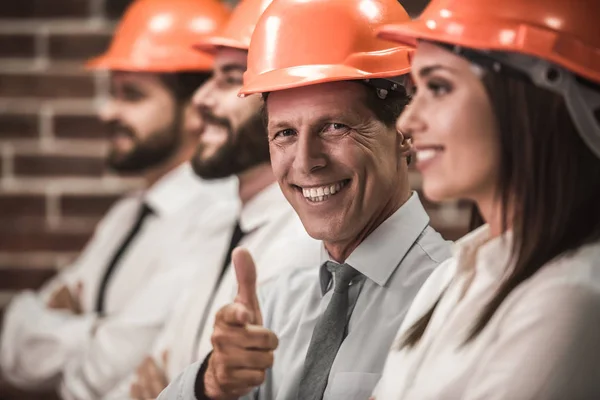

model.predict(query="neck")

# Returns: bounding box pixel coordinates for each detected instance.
[475,191,511,239]
[237,163,276,205]
[142,146,194,188]
[325,177,411,263]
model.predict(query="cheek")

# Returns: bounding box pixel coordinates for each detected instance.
[426,101,499,200]
[125,100,176,138]
[268,143,290,182]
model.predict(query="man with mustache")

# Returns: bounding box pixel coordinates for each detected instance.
[105,1,319,398]
[157,0,452,399]
[0,0,237,398]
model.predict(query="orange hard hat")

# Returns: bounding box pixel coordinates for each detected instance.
[377,0,600,84]
[87,0,230,72]
[239,0,414,96]
[194,0,274,53]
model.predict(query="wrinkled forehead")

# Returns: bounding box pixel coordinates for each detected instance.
[265,81,371,123]
[108,70,165,89]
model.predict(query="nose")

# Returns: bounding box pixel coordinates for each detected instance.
[98,98,119,123]
[397,98,426,141]
[192,78,216,109]
[293,132,327,175]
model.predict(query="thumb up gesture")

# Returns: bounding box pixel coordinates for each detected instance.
[204,248,278,399]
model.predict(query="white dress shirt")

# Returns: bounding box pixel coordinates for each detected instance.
[374,225,600,400]
[106,182,321,399]
[157,192,452,400]
[0,163,238,400]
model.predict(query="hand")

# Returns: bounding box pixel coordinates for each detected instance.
[204,248,278,399]
[130,351,170,400]
[47,282,83,314]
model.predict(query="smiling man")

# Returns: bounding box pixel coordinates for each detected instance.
[157,0,451,400]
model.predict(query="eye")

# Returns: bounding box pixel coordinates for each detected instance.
[225,76,243,86]
[426,78,452,97]
[272,128,296,140]
[323,123,349,132]
[121,87,145,102]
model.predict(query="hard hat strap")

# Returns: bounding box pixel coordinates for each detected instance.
[363,76,411,100]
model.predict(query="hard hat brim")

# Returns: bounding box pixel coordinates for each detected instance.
[194,36,249,55]
[239,63,411,96]
[86,52,214,73]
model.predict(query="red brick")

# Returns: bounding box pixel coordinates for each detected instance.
[0,194,46,217]
[0,0,89,19]
[60,194,119,217]
[13,154,106,177]
[0,114,39,139]
[0,231,91,252]
[0,216,48,233]
[0,34,36,58]
[0,267,56,290]
[49,33,111,60]
[105,0,134,19]
[0,73,95,99]
[54,114,108,140]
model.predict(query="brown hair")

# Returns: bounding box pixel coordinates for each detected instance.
[400,70,600,348]
[159,72,211,102]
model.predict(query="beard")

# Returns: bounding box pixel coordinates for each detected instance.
[105,119,180,174]
[191,110,270,179]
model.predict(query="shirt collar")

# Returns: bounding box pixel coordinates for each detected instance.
[143,162,215,217]
[318,191,431,292]
[453,224,513,277]
[240,182,289,233]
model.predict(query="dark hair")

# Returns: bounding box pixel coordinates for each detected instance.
[400,69,600,348]
[159,71,211,103]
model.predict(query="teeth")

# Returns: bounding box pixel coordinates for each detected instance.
[416,149,438,162]
[301,180,348,202]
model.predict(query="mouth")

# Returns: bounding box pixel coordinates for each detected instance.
[414,145,444,169]
[293,179,351,203]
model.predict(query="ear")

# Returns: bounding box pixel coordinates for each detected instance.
[397,129,413,158]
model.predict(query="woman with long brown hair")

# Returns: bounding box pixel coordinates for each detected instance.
[372,0,600,398]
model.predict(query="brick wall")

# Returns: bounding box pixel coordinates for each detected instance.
[0,0,142,307]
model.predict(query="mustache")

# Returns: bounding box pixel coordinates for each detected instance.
[104,121,136,139]
[198,108,232,131]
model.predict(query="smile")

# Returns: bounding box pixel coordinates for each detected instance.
[298,180,350,203]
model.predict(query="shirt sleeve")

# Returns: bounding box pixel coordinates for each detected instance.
[58,257,196,400]
[462,282,600,400]
[0,228,107,388]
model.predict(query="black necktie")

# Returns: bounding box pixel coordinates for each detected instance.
[95,202,154,314]
[192,221,246,355]
[218,221,246,283]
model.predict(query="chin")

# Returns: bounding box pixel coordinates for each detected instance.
[422,181,459,203]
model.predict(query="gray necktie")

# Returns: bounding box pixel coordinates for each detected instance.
[297,262,360,400]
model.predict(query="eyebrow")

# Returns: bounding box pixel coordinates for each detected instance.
[220,64,246,74]
[267,112,361,132]
[418,64,455,77]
